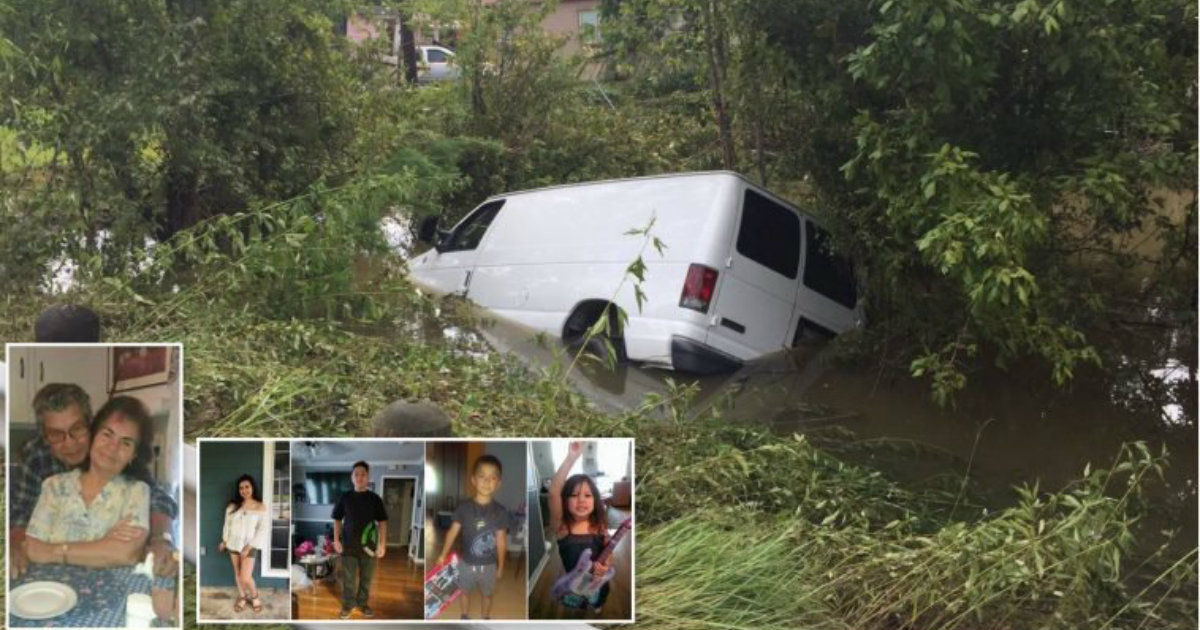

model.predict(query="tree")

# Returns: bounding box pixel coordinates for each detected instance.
[0,0,376,284]
[606,0,1197,402]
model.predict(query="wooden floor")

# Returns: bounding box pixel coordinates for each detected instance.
[528,505,633,621]
[293,546,423,620]
[426,515,529,620]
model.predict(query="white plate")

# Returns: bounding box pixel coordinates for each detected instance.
[10,581,78,620]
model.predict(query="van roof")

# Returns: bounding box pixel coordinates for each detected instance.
[485,170,755,202]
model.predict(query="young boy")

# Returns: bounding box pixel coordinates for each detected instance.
[332,460,388,619]
[436,454,509,620]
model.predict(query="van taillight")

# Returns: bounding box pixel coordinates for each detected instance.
[680,264,718,313]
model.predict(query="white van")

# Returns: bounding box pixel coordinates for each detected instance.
[407,171,861,374]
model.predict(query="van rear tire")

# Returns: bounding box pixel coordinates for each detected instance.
[563,301,628,365]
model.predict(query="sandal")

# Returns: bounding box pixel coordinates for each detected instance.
[251,592,263,614]
[233,597,246,613]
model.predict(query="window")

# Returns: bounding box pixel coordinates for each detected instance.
[803,220,858,308]
[426,48,448,63]
[262,441,291,578]
[304,471,353,504]
[549,440,630,496]
[443,200,504,252]
[736,190,800,279]
[578,10,600,43]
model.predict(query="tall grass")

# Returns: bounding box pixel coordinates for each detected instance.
[634,441,1197,629]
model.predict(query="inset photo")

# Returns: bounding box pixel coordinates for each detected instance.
[291,440,424,621]
[197,439,291,621]
[528,439,634,621]
[425,441,528,621]
[6,344,183,628]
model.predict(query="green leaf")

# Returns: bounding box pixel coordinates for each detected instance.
[923,180,937,199]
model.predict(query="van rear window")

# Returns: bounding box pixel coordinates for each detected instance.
[804,220,858,308]
[736,190,800,279]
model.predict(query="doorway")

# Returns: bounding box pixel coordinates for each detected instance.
[382,476,417,548]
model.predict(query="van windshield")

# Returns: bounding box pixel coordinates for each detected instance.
[443,200,504,252]
[736,190,800,279]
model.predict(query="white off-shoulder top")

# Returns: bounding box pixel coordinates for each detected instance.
[222,504,268,551]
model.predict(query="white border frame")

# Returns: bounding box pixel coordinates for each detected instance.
[5,342,185,630]
[191,437,635,626]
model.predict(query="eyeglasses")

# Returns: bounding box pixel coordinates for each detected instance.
[45,422,89,445]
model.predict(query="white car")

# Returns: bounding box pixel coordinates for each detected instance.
[408,172,861,374]
[417,45,459,83]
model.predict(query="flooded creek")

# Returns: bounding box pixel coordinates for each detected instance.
[461,310,1197,550]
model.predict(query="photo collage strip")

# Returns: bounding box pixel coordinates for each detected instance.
[5,344,634,627]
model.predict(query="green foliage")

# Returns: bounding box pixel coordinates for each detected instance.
[607,0,1196,401]
[825,0,1195,399]
[0,0,388,286]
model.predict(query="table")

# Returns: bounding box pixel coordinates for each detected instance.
[297,554,339,593]
[9,563,160,627]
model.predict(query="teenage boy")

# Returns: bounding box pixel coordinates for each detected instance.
[332,460,388,619]
[436,454,509,620]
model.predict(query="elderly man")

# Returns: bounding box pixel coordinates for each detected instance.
[9,383,179,580]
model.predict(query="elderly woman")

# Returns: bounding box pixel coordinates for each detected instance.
[23,396,154,569]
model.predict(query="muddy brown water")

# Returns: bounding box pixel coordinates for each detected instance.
[463,313,1197,552]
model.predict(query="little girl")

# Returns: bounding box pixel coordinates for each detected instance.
[548,441,612,614]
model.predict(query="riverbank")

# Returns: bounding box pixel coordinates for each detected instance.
[1,202,1194,629]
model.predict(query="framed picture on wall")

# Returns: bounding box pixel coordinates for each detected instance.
[111,346,173,392]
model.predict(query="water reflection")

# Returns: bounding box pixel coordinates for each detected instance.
[453,305,1196,550]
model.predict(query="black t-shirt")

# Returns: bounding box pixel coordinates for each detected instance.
[452,499,510,566]
[332,489,388,557]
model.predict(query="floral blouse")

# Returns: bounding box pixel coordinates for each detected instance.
[27,469,151,544]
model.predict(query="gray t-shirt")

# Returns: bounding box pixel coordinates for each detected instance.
[452,499,509,566]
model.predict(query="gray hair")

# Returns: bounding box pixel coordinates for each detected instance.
[32,383,93,428]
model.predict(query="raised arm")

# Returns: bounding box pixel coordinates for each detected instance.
[548,441,583,535]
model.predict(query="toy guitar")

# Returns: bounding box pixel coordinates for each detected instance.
[424,552,462,619]
[551,518,632,609]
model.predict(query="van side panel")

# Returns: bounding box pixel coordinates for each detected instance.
[465,174,739,366]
